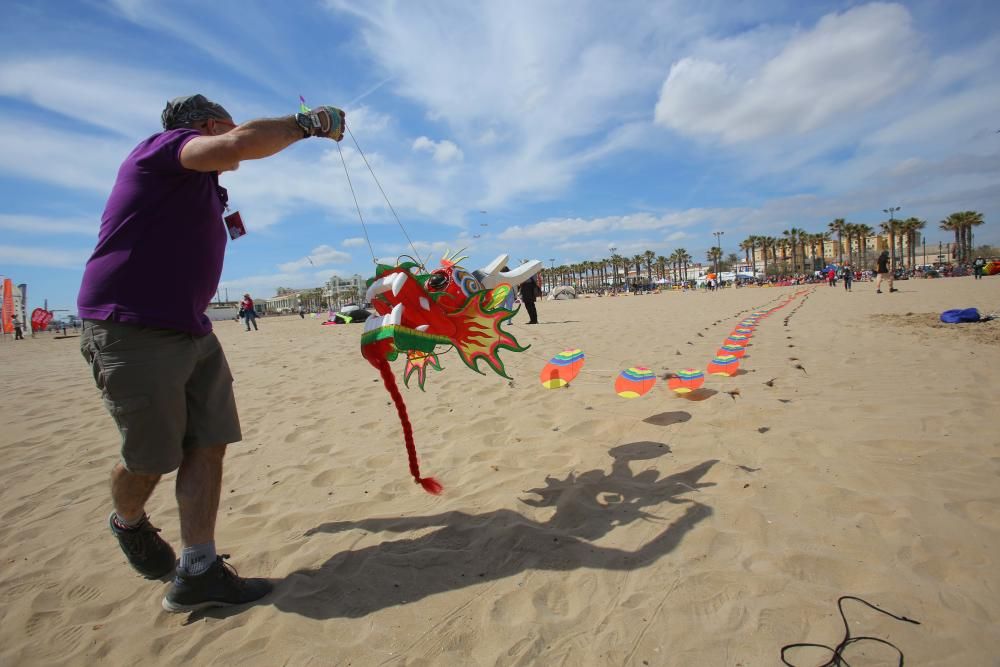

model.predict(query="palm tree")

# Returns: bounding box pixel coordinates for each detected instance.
[609,253,624,292]
[656,255,669,283]
[674,248,691,281]
[777,238,790,274]
[706,247,722,274]
[899,217,924,268]
[880,218,901,271]
[941,211,984,263]
[853,224,873,269]
[781,229,795,272]
[844,223,859,267]
[759,237,770,276]
[813,231,830,270]
[966,211,985,260]
[828,218,846,265]
[740,238,753,272]
[644,250,656,285]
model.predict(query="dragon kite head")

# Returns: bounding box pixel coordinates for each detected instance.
[361,250,535,387]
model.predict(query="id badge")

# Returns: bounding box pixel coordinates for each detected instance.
[225,209,247,240]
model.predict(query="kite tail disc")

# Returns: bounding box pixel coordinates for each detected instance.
[374,357,444,495]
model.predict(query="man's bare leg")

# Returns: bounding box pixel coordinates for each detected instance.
[163,443,271,611]
[111,463,160,523]
[176,445,226,547]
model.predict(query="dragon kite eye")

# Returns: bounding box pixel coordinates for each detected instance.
[427,273,448,290]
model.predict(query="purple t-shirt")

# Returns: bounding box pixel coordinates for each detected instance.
[77,129,228,335]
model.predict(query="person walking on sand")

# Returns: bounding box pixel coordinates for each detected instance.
[841,265,853,292]
[240,293,258,331]
[874,250,896,294]
[77,94,346,613]
[973,256,986,280]
[518,273,541,324]
[12,314,24,340]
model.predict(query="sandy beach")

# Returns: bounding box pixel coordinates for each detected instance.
[1,277,998,666]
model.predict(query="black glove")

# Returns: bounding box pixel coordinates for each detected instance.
[296,106,346,141]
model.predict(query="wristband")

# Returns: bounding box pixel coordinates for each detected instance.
[295,112,314,138]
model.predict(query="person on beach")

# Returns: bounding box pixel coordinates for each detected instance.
[12,314,24,340]
[77,94,346,613]
[841,265,853,292]
[518,273,541,324]
[874,250,896,293]
[973,257,986,280]
[240,293,258,331]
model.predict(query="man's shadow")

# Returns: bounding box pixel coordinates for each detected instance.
[268,443,717,620]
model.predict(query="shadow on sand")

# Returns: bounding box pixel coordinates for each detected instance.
[247,443,716,620]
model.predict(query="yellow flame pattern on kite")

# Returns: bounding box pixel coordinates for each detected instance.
[449,293,527,377]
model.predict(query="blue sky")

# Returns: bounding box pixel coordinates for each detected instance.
[1,0,998,312]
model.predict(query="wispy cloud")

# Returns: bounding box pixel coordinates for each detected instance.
[277,244,353,272]
[654,3,925,143]
[0,214,98,236]
[0,244,90,269]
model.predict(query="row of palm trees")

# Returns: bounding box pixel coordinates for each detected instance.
[541,210,985,290]
[542,249,698,292]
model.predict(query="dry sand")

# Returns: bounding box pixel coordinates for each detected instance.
[1,277,998,666]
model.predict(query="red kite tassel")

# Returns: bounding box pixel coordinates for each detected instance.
[374,356,443,495]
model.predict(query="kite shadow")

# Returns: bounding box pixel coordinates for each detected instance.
[677,388,717,401]
[643,411,692,426]
[262,443,716,620]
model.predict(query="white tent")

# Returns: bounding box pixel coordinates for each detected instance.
[546,285,577,300]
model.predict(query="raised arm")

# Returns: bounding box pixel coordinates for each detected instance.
[180,106,346,173]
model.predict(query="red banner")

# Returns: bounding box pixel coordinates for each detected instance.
[1,279,13,334]
[31,308,54,332]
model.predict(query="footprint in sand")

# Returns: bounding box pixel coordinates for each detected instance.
[66,584,102,602]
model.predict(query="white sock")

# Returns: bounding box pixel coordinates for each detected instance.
[179,542,216,576]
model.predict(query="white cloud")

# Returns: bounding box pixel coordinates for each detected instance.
[277,244,353,272]
[0,118,128,192]
[0,57,197,137]
[0,244,90,269]
[412,136,463,163]
[0,214,98,236]
[655,3,925,143]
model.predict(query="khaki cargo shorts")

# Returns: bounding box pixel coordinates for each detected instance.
[81,320,242,474]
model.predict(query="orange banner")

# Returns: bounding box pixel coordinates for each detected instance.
[1,279,13,334]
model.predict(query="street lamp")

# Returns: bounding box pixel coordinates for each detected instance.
[883,206,901,269]
[712,231,725,277]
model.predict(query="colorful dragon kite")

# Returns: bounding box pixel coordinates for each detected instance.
[361,251,542,494]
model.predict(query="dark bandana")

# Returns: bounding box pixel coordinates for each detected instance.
[161,94,232,130]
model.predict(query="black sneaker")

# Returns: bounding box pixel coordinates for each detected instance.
[890,288,899,292]
[109,512,176,579]
[162,555,272,613]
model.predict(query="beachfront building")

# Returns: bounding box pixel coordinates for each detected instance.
[323,274,366,309]
[263,287,315,314]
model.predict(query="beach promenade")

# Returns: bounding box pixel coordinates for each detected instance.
[1,277,997,665]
